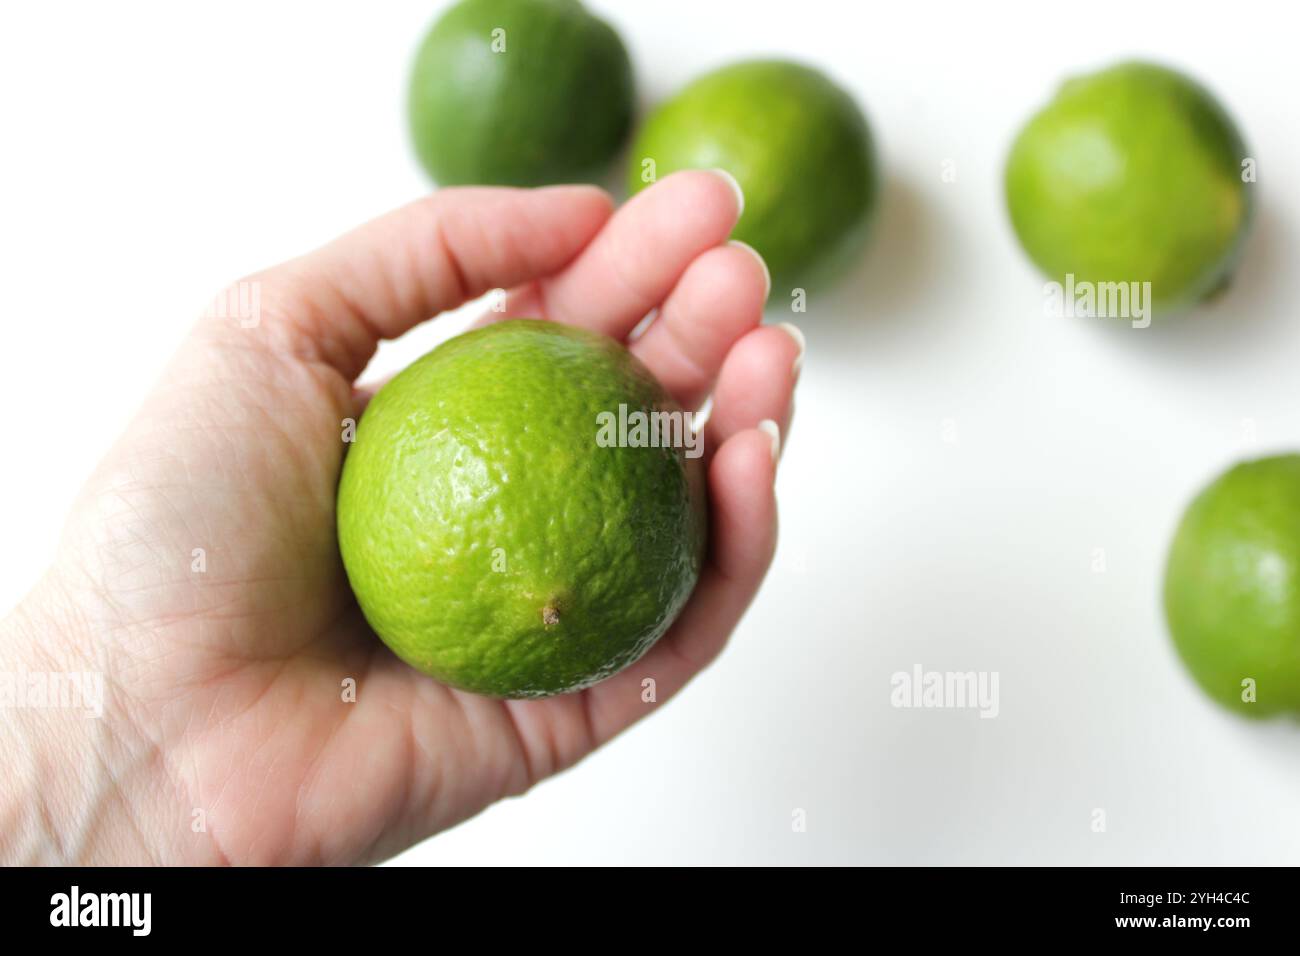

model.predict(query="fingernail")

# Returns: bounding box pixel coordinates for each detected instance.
[776,322,805,378]
[728,240,771,302]
[708,168,745,218]
[757,419,781,464]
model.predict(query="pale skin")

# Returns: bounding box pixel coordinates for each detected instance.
[0,171,799,865]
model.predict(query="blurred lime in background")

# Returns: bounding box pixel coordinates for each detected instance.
[628,59,878,296]
[409,0,634,186]
[1006,61,1254,316]
[1165,455,1300,717]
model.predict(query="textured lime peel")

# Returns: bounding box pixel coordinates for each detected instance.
[1006,61,1254,317]
[337,320,707,699]
[1165,456,1300,718]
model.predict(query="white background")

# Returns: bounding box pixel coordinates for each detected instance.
[2,0,1298,865]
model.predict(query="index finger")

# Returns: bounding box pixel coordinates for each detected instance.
[244,185,614,380]
[535,170,744,340]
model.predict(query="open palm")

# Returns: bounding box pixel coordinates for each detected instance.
[3,172,798,864]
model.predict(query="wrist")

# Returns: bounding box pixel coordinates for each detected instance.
[0,573,187,864]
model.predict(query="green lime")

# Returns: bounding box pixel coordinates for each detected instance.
[627,59,878,295]
[408,0,634,186]
[337,320,707,698]
[1164,455,1300,717]
[1006,61,1254,315]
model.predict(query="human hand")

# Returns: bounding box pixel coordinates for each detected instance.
[0,171,800,865]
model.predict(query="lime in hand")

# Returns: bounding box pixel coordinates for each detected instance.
[628,59,878,297]
[1164,455,1300,717]
[408,0,634,187]
[337,320,707,699]
[1005,61,1254,317]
